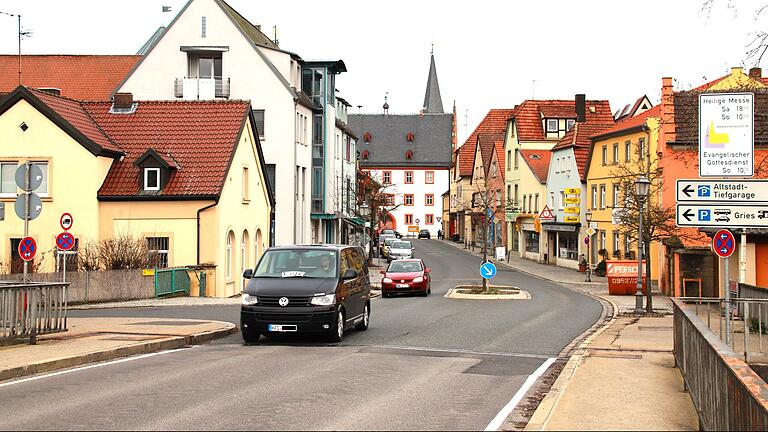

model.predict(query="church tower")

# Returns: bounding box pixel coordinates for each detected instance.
[422,49,444,114]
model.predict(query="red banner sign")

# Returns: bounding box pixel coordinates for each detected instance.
[606,260,647,295]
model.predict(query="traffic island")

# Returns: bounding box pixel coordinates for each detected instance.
[445,285,530,300]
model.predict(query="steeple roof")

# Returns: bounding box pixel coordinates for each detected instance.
[422,53,444,113]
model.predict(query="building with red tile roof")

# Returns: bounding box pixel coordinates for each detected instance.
[0,86,272,298]
[519,150,552,184]
[0,55,141,100]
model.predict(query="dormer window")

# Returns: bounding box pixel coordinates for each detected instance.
[407,132,414,141]
[144,168,160,191]
[546,119,558,133]
[405,150,414,160]
[566,119,575,131]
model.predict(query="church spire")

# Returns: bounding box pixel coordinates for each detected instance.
[422,49,444,114]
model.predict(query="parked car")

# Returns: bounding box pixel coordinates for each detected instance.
[380,259,431,297]
[380,229,402,239]
[378,234,395,255]
[240,245,371,343]
[387,240,415,262]
[382,237,398,259]
[418,229,431,239]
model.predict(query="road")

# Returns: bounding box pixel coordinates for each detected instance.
[0,240,601,431]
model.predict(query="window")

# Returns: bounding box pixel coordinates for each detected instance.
[600,185,606,209]
[507,150,512,170]
[425,171,434,184]
[525,231,540,253]
[405,214,413,224]
[601,145,607,165]
[591,185,597,209]
[382,171,392,184]
[491,161,498,177]
[534,193,539,213]
[405,171,414,184]
[384,194,395,206]
[514,149,519,169]
[600,230,607,251]
[254,110,265,138]
[144,168,160,191]
[147,237,169,268]
[226,231,234,279]
[522,194,527,213]
[613,143,619,164]
[550,192,555,208]
[241,231,249,285]
[624,235,632,254]
[625,140,631,162]
[528,195,533,213]
[425,214,434,224]
[514,184,519,207]
[242,167,249,201]
[496,190,502,206]
[638,138,647,160]
[425,194,434,206]
[613,231,620,257]
[613,184,620,208]
[566,155,571,171]
[404,194,414,206]
[566,119,576,130]
[560,191,565,210]
[546,119,558,132]
[201,16,207,38]
[1,162,17,195]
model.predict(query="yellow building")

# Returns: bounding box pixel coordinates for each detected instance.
[0,86,273,297]
[515,150,551,261]
[585,105,661,281]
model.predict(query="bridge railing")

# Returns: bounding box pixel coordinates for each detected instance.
[0,282,69,345]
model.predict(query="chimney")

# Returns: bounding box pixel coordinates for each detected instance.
[750,67,762,80]
[658,77,675,156]
[575,94,586,123]
[113,93,134,110]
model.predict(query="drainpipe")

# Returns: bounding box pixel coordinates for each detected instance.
[197,201,218,265]
[294,98,299,244]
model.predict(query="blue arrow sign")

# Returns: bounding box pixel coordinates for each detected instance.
[480,261,497,279]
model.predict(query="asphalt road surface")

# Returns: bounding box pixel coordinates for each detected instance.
[0,240,601,431]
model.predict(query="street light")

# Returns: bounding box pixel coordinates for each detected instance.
[634,176,651,315]
[585,210,593,282]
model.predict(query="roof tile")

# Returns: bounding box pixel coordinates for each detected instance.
[519,149,552,184]
[456,108,516,176]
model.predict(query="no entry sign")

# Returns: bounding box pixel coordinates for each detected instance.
[713,229,736,258]
[18,236,37,262]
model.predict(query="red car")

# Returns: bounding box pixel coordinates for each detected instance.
[380,259,431,297]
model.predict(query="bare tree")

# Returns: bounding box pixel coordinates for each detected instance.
[77,240,101,272]
[702,1,768,66]
[98,232,150,270]
[355,170,402,266]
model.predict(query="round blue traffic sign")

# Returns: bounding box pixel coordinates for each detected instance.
[480,261,497,279]
[713,229,735,258]
[18,236,36,262]
[56,232,75,251]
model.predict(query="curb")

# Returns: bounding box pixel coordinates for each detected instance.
[523,295,619,431]
[0,322,238,383]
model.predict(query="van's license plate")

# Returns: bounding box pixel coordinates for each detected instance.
[396,284,409,288]
[268,324,297,332]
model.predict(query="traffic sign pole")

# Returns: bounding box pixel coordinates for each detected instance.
[23,161,30,284]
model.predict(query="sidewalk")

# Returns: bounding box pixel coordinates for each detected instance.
[525,315,698,431]
[0,317,236,382]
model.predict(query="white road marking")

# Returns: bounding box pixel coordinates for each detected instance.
[0,346,196,388]
[484,357,557,431]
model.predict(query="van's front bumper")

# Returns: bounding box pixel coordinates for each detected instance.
[240,306,336,333]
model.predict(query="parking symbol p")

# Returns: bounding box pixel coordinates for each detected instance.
[698,209,711,222]
[697,185,711,197]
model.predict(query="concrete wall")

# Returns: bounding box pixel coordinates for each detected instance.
[6,270,155,304]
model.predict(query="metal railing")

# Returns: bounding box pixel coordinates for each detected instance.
[154,267,190,298]
[1,282,69,345]
[680,297,768,363]
[673,298,768,430]
[173,77,230,99]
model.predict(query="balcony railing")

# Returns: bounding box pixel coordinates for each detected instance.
[174,77,230,99]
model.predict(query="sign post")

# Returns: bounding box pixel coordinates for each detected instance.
[713,229,736,345]
[15,162,43,284]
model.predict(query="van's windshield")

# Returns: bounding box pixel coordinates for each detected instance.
[254,249,338,278]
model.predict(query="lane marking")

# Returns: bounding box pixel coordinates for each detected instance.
[484,357,557,431]
[362,344,551,360]
[0,346,196,388]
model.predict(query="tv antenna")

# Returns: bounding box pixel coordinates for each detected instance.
[0,11,33,85]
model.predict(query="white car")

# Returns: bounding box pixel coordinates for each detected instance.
[387,240,415,262]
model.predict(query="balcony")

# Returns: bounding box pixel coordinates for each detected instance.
[174,77,230,99]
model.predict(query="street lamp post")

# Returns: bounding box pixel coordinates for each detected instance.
[585,210,593,282]
[634,176,651,315]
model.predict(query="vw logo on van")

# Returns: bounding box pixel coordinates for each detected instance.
[278,297,289,307]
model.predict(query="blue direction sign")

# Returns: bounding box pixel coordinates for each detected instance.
[56,232,75,251]
[18,236,36,262]
[713,229,736,258]
[480,261,497,279]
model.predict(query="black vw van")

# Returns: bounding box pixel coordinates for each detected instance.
[240,245,371,343]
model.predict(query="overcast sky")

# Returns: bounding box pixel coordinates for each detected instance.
[0,0,765,143]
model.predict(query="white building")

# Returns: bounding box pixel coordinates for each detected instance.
[349,53,453,237]
[115,0,316,246]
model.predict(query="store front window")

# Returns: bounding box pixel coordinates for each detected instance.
[558,232,579,261]
[525,231,540,253]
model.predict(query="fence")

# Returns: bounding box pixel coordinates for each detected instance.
[673,298,768,430]
[154,267,190,297]
[3,270,154,304]
[1,282,69,345]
